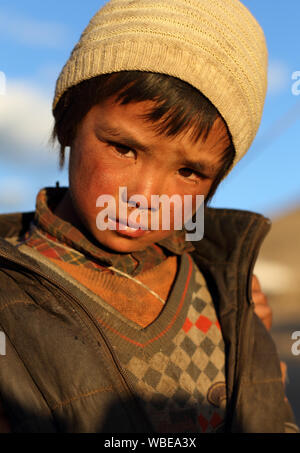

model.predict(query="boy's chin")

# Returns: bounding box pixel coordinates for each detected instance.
[93,229,172,254]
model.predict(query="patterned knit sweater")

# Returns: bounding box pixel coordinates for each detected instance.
[94,253,227,433]
[17,187,227,433]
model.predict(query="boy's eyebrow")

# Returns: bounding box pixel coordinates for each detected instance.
[95,124,151,153]
[181,158,220,177]
[96,123,220,177]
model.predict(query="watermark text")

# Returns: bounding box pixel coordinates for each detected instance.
[291,71,300,96]
[0,71,6,95]
[96,187,204,241]
[291,331,300,356]
[0,331,6,355]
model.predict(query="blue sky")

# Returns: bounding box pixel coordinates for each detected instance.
[0,0,300,218]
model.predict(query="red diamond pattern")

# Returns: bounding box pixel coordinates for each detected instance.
[215,320,221,331]
[182,317,193,333]
[210,412,223,428]
[196,315,212,333]
[198,414,209,432]
[198,412,223,432]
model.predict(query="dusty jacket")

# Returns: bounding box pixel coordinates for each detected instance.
[0,207,297,433]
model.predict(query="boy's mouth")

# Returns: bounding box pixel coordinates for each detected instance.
[108,217,152,238]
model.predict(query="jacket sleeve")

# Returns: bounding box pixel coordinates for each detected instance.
[283,399,299,433]
[252,312,299,433]
[0,323,58,433]
[280,363,300,433]
[0,263,58,433]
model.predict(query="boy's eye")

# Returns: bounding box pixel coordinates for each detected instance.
[178,167,207,181]
[109,142,136,158]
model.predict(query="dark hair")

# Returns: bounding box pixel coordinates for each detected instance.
[52,71,235,204]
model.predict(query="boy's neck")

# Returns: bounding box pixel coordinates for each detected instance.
[53,190,123,255]
[54,190,82,230]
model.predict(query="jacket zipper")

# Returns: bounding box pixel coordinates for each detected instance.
[0,249,151,432]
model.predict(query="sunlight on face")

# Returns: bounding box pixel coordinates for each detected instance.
[65,97,230,252]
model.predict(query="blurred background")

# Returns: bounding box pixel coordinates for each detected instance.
[0,0,299,427]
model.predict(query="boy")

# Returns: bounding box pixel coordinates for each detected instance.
[0,0,298,433]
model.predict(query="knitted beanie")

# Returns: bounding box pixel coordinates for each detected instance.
[53,0,268,168]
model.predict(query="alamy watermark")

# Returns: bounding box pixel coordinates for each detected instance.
[0,331,6,355]
[96,187,204,241]
[291,71,300,96]
[291,331,300,356]
[0,71,6,96]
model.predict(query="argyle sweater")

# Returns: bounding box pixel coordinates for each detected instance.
[92,253,227,433]
[17,187,227,433]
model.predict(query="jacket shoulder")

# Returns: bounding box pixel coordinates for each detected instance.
[0,212,34,241]
[203,206,272,232]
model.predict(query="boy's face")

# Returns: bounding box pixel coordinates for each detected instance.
[67,97,230,253]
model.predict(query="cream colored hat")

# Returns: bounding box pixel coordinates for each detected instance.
[53,0,268,167]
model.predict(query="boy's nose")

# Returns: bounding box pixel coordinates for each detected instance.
[126,172,167,211]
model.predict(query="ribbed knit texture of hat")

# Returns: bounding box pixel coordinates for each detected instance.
[53,0,268,168]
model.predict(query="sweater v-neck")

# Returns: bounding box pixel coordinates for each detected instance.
[18,243,195,356]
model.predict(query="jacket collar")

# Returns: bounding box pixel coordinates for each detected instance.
[0,205,271,273]
[190,206,271,313]
[193,206,271,267]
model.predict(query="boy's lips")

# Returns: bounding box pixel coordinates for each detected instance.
[108,217,152,238]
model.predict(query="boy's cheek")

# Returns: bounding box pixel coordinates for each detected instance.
[70,161,122,209]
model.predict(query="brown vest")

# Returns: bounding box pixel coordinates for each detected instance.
[0,208,297,432]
